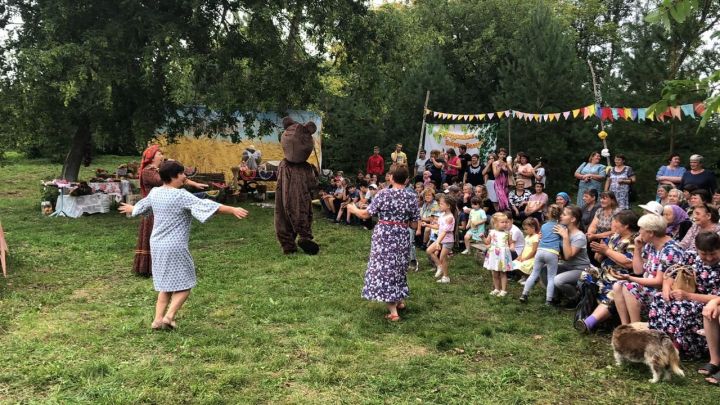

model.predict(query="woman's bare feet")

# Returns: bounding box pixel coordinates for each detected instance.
[162,317,177,330]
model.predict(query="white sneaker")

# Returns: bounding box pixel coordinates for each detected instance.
[497,290,508,297]
[490,289,500,296]
[437,276,450,283]
[434,268,443,278]
[461,249,469,255]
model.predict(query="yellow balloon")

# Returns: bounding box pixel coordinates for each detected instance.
[598,130,608,140]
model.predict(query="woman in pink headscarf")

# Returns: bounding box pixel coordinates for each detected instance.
[133,145,207,276]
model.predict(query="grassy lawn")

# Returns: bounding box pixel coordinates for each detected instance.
[0,154,717,403]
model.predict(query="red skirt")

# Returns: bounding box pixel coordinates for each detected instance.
[132,215,153,276]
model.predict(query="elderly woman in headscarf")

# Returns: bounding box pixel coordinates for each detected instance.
[663,204,691,242]
[133,145,207,277]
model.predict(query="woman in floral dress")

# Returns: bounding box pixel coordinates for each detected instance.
[348,166,420,322]
[575,210,638,333]
[613,214,685,324]
[605,154,635,210]
[649,231,720,359]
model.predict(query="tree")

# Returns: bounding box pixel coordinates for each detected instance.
[493,1,591,194]
[645,0,720,127]
[1,0,368,180]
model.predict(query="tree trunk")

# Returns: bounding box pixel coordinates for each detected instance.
[61,117,91,181]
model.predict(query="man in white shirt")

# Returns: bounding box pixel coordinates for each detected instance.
[414,150,428,182]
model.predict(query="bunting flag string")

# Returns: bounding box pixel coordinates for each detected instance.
[426,102,714,123]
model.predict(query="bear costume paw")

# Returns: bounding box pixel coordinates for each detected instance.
[298,239,319,255]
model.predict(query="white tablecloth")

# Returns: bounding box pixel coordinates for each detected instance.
[54,193,113,218]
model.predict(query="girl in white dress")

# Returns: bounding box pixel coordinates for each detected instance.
[483,212,515,296]
[120,160,249,330]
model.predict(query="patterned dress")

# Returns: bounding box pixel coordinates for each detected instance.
[620,239,684,305]
[484,230,513,272]
[578,233,636,305]
[132,187,220,292]
[575,162,606,206]
[594,208,621,235]
[607,166,634,210]
[362,188,420,303]
[648,254,720,359]
[133,167,163,276]
[679,223,720,252]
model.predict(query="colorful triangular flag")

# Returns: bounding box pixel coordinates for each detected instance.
[623,108,632,120]
[553,113,561,121]
[572,109,580,118]
[478,114,486,121]
[563,111,570,120]
[631,108,638,121]
[497,111,505,119]
[670,107,681,120]
[433,111,440,118]
[488,113,495,120]
[638,108,646,121]
[680,104,695,118]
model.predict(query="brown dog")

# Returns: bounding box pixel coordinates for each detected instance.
[611,322,684,383]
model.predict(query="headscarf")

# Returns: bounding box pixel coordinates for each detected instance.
[140,145,160,197]
[556,192,570,206]
[666,204,689,235]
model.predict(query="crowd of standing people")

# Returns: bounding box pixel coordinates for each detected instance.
[345,144,720,386]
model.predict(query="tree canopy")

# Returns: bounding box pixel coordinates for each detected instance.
[0,0,718,199]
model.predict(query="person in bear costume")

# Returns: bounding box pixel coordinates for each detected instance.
[275,117,320,255]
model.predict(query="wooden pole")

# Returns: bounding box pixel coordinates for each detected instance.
[507,117,512,157]
[587,60,611,166]
[417,90,431,161]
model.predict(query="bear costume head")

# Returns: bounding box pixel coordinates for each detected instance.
[281,117,317,163]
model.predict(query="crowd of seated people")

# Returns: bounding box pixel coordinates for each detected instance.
[329,148,720,384]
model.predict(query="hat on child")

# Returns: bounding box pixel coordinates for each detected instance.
[368,183,378,189]
[639,201,663,216]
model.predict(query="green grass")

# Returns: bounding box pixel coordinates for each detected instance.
[0,153,717,403]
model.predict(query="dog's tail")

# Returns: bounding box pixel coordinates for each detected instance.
[662,335,685,377]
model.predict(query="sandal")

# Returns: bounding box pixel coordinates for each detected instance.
[384,313,401,322]
[699,363,720,376]
[706,370,720,385]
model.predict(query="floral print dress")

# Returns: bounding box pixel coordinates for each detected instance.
[648,254,720,359]
[620,239,684,304]
[362,188,420,303]
[579,233,636,305]
[484,230,513,272]
[607,166,634,210]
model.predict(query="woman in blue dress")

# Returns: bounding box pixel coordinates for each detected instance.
[120,160,249,330]
[574,151,606,207]
[348,166,420,322]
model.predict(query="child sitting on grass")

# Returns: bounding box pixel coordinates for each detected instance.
[461,197,487,255]
[119,160,248,330]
